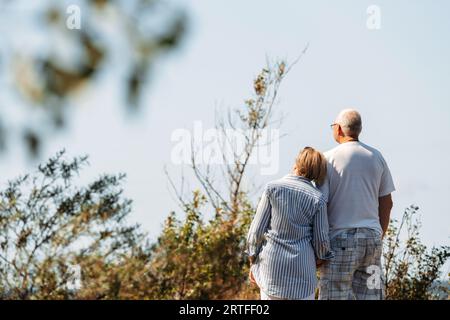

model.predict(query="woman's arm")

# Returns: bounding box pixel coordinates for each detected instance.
[312,200,334,263]
[246,187,272,262]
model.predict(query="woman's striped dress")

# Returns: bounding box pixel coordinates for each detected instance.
[246,174,334,299]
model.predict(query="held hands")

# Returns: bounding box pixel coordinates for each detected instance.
[316,259,327,268]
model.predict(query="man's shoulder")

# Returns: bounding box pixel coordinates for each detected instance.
[325,142,385,161]
[324,144,351,162]
[323,145,340,160]
[358,142,387,163]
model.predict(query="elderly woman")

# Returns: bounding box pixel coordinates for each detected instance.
[246,147,334,300]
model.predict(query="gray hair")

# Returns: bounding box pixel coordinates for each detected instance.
[335,109,362,137]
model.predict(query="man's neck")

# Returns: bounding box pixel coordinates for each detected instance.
[339,137,359,144]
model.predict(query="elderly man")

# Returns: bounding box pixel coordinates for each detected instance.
[318,109,395,300]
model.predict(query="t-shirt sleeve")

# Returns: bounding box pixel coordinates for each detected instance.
[379,158,395,197]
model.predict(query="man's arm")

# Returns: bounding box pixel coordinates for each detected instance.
[379,194,393,237]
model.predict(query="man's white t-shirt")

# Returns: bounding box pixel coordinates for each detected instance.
[319,141,395,239]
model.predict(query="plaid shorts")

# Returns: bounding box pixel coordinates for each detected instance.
[318,228,385,300]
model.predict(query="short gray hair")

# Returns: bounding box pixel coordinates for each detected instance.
[335,109,362,137]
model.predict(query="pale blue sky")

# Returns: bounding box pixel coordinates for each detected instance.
[1,0,449,254]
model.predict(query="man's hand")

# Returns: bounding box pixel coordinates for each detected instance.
[379,194,393,236]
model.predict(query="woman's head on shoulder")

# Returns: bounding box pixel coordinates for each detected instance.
[293,147,327,186]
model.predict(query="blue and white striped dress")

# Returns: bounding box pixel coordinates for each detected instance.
[246,174,334,299]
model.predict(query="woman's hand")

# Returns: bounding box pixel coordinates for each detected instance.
[249,269,256,285]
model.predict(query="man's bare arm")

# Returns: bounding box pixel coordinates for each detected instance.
[379,194,393,237]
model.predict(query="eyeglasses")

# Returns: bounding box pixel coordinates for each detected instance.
[330,123,339,129]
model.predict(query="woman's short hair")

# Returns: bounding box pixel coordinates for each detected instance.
[294,147,327,185]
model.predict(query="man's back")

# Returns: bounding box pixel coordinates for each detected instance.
[318,109,395,300]
[320,141,395,238]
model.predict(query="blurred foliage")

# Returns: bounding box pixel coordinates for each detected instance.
[383,205,450,300]
[0,150,150,299]
[0,0,187,157]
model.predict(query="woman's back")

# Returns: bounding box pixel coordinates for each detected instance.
[267,174,324,240]
[247,174,332,299]
[246,147,334,300]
